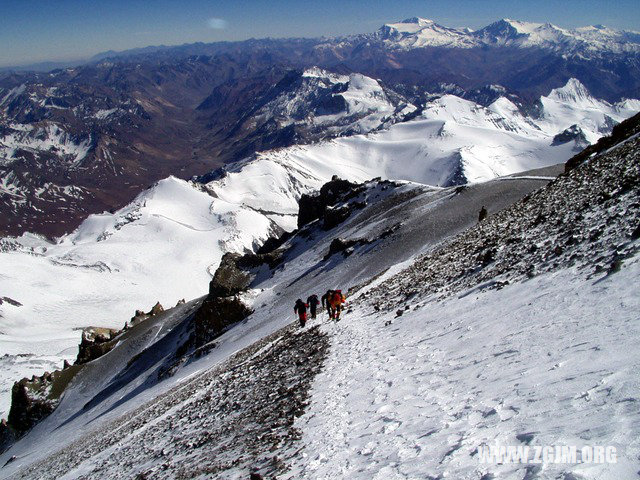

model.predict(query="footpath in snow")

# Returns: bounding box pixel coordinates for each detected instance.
[287,258,640,480]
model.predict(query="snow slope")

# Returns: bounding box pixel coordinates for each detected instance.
[1,118,638,478]
[286,260,640,480]
[0,176,279,418]
[0,79,637,419]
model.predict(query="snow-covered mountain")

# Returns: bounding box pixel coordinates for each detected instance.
[225,67,414,137]
[240,78,638,186]
[0,111,638,478]
[195,67,416,161]
[0,78,638,420]
[380,17,640,54]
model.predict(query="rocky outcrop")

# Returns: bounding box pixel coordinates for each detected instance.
[194,296,254,349]
[552,124,588,150]
[75,327,122,365]
[208,253,253,297]
[297,176,365,228]
[325,237,371,260]
[323,205,352,230]
[193,253,260,349]
[1,363,83,453]
[0,297,22,307]
[565,112,640,171]
[129,301,166,326]
[1,301,167,453]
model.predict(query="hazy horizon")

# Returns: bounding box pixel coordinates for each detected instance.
[1,0,639,69]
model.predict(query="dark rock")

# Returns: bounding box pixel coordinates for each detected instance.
[0,419,17,455]
[552,124,588,147]
[297,192,324,228]
[516,432,536,445]
[608,258,623,275]
[194,296,254,348]
[325,237,359,259]
[0,297,22,307]
[323,204,352,230]
[75,327,121,365]
[237,250,284,271]
[209,253,252,297]
[297,177,362,228]
[148,302,164,316]
[395,309,404,317]
[2,362,83,451]
[479,248,496,266]
[256,230,295,255]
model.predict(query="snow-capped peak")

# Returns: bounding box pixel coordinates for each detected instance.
[399,17,435,26]
[301,66,348,83]
[379,17,640,54]
[546,78,601,107]
[380,17,474,48]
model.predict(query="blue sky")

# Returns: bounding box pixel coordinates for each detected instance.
[1,0,639,67]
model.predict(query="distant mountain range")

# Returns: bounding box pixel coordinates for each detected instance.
[1,17,640,237]
[377,17,640,53]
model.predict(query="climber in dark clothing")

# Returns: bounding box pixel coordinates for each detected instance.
[321,290,333,319]
[307,294,320,319]
[294,298,308,327]
[478,205,488,222]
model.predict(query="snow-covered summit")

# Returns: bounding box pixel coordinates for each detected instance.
[379,17,640,54]
[546,78,602,107]
[217,67,415,142]
[380,18,475,48]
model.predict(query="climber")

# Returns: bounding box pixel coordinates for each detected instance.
[294,298,308,327]
[478,205,488,222]
[307,294,320,319]
[321,289,334,319]
[327,289,346,321]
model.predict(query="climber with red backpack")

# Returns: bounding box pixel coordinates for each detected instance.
[322,289,346,321]
[294,298,308,327]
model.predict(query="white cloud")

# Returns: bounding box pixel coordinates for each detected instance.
[207,18,227,30]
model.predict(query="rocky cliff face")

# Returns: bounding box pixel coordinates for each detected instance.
[0,362,83,453]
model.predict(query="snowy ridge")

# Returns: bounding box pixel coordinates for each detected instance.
[380,17,640,54]
[248,79,638,185]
